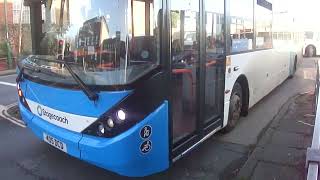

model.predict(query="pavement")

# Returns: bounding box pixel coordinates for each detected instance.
[236,92,315,180]
[0,69,16,76]
[0,57,317,180]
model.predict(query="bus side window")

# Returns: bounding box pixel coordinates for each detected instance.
[230,0,253,53]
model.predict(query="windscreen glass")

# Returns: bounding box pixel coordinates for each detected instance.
[20,0,161,86]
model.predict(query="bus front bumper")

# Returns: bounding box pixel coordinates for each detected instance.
[19,101,169,177]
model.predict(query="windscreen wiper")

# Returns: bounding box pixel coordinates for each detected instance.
[29,58,99,101]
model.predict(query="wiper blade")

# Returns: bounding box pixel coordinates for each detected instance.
[64,63,99,101]
[30,58,99,101]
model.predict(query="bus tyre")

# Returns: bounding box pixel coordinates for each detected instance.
[307,46,316,57]
[289,56,297,78]
[223,82,243,133]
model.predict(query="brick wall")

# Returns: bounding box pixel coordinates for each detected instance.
[0,2,13,26]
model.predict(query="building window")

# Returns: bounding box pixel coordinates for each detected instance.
[12,0,31,24]
[230,0,253,53]
[255,0,272,49]
[273,32,277,40]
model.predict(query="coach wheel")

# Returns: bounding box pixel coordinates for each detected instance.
[223,82,243,133]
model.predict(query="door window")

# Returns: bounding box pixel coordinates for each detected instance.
[204,0,225,122]
[171,0,200,143]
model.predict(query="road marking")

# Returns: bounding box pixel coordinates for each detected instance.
[0,104,26,128]
[0,74,17,78]
[0,81,16,87]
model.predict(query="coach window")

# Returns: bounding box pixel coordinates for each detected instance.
[230,0,253,53]
[255,0,273,49]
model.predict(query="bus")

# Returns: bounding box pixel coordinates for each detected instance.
[303,31,320,57]
[16,0,297,177]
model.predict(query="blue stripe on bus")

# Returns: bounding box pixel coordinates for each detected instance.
[24,79,132,117]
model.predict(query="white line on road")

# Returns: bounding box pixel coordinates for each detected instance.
[0,74,16,78]
[0,81,16,87]
[0,104,26,128]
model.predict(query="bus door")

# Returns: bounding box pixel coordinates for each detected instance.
[203,0,225,132]
[170,0,225,157]
[170,0,200,148]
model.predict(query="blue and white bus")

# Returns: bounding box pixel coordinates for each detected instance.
[17,0,297,177]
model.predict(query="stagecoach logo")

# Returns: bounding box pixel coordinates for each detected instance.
[37,105,43,116]
[37,105,69,125]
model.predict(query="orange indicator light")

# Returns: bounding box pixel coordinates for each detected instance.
[18,89,23,97]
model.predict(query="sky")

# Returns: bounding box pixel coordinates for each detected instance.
[274,0,320,31]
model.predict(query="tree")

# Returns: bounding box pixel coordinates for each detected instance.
[0,42,8,58]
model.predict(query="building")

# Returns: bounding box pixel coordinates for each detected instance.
[12,0,30,24]
[0,0,33,58]
[0,0,13,26]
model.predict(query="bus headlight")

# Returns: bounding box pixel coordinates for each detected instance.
[117,109,126,121]
[82,108,134,138]
[107,118,115,128]
[82,82,164,138]
[93,118,115,137]
[97,122,105,136]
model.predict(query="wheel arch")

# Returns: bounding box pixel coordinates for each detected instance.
[305,44,317,56]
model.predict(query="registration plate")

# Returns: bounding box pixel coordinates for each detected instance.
[43,133,67,153]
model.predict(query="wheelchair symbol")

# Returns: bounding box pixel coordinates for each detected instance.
[140,140,152,154]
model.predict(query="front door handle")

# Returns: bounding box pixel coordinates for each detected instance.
[234,66,240,71]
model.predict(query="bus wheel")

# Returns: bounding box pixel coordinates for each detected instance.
[294,57,297,72]
[223,82,243,133]
[307,46,316,57]
[289,56,298,78]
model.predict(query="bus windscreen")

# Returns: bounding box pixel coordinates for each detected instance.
[20,0,161,87]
